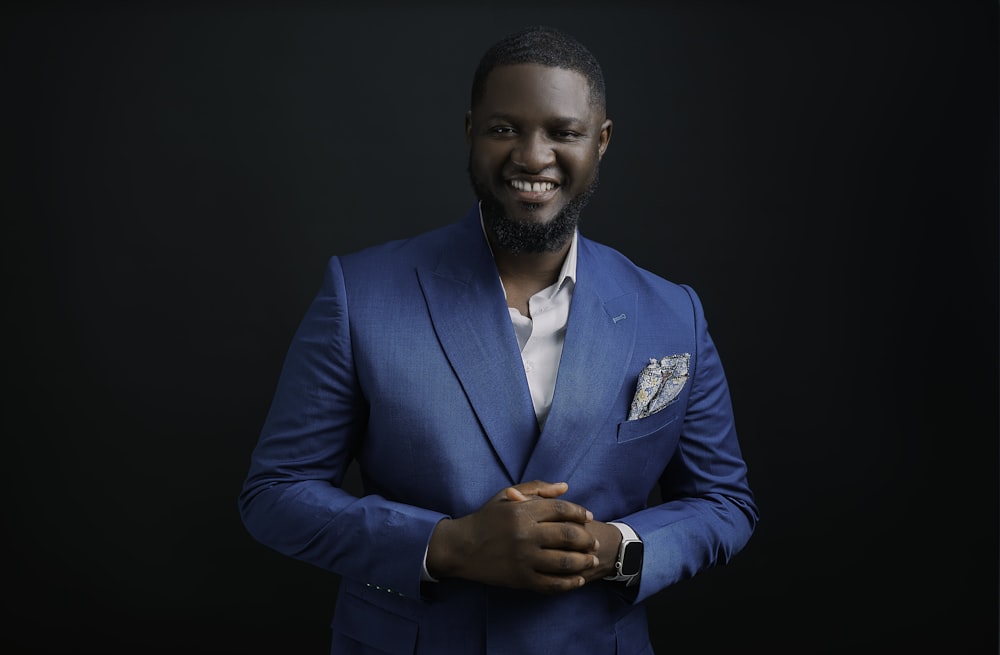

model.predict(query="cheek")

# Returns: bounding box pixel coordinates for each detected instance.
[471,140,510,167]
[565,153,599,185]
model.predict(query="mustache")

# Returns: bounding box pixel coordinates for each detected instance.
[468,161,599,255]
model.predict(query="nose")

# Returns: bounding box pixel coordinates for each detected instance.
[511,132,555,172]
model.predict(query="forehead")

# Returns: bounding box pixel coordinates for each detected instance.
[476,64,597,119]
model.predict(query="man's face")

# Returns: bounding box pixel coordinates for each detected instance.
[466,63,612,253]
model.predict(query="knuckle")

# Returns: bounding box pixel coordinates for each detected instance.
[559,523,581,547]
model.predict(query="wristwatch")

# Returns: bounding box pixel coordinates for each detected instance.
[604,522,643,586]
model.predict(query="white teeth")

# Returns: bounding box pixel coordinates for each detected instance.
[511,180,555,192]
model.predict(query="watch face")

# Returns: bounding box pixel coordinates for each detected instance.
[621,542,644,576]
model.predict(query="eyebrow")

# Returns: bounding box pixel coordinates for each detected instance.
[485,113,587,127]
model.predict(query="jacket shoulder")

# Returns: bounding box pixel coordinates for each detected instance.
[579,234,699,307]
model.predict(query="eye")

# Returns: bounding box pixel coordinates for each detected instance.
[552,130,581,141]
[488,126,517,136]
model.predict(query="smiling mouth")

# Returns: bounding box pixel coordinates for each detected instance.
[508,180,560,207]
[510,179,557,193]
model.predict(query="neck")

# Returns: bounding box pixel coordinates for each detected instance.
[487,230,571,316]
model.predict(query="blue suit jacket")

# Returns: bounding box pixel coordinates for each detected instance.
[239,206,758,654]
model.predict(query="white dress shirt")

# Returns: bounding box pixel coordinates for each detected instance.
[501,232,577,430]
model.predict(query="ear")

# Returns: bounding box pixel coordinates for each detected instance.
[465,110,473,146]
[598,118,613,159]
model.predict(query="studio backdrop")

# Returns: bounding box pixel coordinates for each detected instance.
[3,3,996,654]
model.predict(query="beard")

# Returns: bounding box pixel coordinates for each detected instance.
[468,160,599,255]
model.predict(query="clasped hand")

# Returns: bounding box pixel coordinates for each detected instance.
[426,480,619,595]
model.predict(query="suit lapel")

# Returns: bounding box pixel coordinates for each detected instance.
[522,238,637,484]
[416,210,539,483]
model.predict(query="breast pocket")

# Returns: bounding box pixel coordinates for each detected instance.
[616,402,683,443]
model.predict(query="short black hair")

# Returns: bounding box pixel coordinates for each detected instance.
[470,26,606,112]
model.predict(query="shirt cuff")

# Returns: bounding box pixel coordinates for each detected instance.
[421,545,438,582]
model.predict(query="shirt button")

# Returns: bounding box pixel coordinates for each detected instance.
[524,362,533,373]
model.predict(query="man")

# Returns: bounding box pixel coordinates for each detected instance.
[239,25,758,655]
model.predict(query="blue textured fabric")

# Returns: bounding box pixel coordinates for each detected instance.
[238,205,758,655]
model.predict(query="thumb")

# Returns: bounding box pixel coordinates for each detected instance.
[506,480,569,501]
[505,487,530,501]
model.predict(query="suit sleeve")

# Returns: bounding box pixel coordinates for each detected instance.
[619,284,759,603]
[238,256,447,600]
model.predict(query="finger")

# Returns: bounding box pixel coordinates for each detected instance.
[534,481,569,499]
[528,572,588,595]
[511,480,569,499]
[526,498,594,524]
[494,481,560,502]
[536,521,598,551]
[505,487,531,502]
[532,549,600,575]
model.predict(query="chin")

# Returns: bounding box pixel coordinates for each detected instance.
[509,202,561,224]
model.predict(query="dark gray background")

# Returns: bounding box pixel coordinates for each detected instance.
[3,1,997,653]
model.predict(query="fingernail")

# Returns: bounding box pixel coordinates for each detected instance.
[594,539,600,550]
[586,510,594,521]
[592,556,600,567]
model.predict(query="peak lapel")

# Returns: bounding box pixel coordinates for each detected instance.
[416,212,538,483]
[522,241,637,484]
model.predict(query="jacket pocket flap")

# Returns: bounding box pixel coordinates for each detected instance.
[616,403,682,443]
[332,589,419,654]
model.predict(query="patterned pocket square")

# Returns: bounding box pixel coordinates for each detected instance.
[628,354,690,421]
